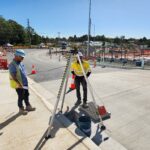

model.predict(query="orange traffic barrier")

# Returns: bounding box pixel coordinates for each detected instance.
[98,105,111,119]
[0,58,8,70]
[31,65,37,74]
[66,74,76,94]
[98,106,107,116]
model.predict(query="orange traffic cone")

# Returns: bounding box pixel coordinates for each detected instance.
[31,65,37,74]
[66,74,76,94]
[98,105,111,119]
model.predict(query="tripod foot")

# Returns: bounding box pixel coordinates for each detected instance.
[45,134,52,140]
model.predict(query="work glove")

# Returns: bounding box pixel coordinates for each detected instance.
[86,72,91,78]
[71,71,75,75]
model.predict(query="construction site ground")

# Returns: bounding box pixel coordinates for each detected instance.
[1,50,150,150]
[0,70,126,150]
[40,65,150,150]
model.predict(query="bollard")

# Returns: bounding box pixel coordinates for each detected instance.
[0,58,8,69]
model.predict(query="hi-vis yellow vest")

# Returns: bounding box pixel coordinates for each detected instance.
[9,61,23,89]
[71,60,91,76]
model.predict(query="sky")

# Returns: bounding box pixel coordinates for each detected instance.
[0,0,150,39]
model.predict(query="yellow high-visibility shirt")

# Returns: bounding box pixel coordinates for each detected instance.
[71,60,91,76]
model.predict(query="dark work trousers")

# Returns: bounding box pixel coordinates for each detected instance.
[75,76,87,103]
[16,88,30,108]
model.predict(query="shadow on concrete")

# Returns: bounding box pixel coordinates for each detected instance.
[64,105,81,122]
[34,113,71,150]
[0,113,21,130]
[34,128,48,150]
[65,105,92,137]
[91,124,109,145]
[0,132,3,136]
[66,137,86,150]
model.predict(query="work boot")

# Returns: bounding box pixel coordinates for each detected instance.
[74,100,81,106]
[19,107,28,115]
[82,102,88,108]
[26,105,36,111]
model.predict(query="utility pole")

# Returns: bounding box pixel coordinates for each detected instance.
[27,19,31,45]
[57,32,61,46]
[58,32,60,40]
[87,0,91,57]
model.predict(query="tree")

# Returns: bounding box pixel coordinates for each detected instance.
[0,17,10,44]
[8,19,26,44]
[31,34,41,45]
[0,16,48,45]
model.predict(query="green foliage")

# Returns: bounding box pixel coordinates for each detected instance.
[0,16,43,45]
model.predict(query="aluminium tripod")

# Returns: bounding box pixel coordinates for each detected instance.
[45,49,105,139]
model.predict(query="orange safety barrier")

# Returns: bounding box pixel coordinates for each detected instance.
[98,105,111,119]
[98,106,107,116]
[0,58,8,70]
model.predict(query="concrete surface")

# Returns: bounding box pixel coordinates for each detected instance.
[0,71,100,150]
[40,67,150,150]
[4,49,150,150]
[28,75,126,150]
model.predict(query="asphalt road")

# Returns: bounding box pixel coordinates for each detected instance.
[7,49,66,82]
[7,49,123,83]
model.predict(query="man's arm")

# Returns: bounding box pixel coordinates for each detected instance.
[10,74,23,88]
[9,63,23,88]
[71,62,76,76]
[86,72,91,77]
[86,61,91,77]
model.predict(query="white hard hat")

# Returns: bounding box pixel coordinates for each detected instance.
[78,52,83,57]
[15,49,26,57]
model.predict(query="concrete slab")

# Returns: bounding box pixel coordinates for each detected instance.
[39,68,150,150]
[0,71,100,150]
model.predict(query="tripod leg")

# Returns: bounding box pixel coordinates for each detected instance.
[45,53,72,138]
[77,54,105,129]
[60,55,72,112]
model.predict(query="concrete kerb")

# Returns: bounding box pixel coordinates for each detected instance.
[96,63,142,70]
[28,77,101,150]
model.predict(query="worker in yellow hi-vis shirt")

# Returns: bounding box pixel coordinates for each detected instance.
[71,52,91,108]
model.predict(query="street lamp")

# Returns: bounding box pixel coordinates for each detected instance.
[87,0,91,57]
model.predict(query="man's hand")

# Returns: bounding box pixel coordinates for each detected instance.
[86,72,91,77]
[17,83,23,88]
[71,71,75,75]
[11,74,23,88]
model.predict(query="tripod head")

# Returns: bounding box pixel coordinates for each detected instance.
[70,49,78,55]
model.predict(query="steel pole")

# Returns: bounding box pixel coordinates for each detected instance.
[87,0,91,57]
